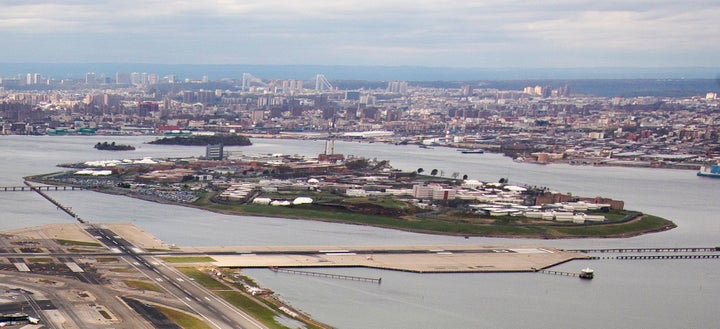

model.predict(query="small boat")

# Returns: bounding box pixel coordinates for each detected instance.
[697,165,720,178]
[460,149,484,154]
[579,267,594,279]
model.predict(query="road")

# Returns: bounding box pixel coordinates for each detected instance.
[85,225,267,329]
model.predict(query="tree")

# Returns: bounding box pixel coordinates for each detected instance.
[451,172,459,179]
[345,158,370,170]
[462,174,468,180]
[417,168,424,174]
[499,177,508,184]
[430,169,438,176]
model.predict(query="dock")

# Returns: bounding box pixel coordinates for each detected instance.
[539,269,581,277]
[270,267,381,284]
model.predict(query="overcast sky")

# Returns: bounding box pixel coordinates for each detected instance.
[1,0,719,68]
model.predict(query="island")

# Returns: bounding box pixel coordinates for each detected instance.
[27,147,675,239]
[149,134,252,146]
[94,141,135,151]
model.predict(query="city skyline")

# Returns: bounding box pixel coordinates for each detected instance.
[1,1,719,68]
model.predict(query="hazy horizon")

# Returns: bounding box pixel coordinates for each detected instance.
[1,63,718,81]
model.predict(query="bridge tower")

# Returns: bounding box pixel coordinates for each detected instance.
[242,73,266,91]
[315,74,333,91]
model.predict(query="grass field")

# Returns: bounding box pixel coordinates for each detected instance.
[176,267,291,329]
[193,195,675,238]
[155,305,213,329]
[123,280,162,292]
[55,239,101,247]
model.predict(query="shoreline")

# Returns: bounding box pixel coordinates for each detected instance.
[236,134,705,171]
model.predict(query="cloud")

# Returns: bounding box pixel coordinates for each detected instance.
[0,0,718,67]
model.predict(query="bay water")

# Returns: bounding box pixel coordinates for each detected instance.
[1,135,718,328]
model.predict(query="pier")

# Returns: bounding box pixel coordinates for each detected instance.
[23,181,86,223]
[538,269,582,277]
[563,247,720,261]
[565,247,720,253]
[590,254,720,260]
[270,267,382,284]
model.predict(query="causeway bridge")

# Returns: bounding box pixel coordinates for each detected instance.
[0,185,82,192]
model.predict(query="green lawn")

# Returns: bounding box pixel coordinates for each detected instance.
[215,291,288,329]
[193,199,674,238]
[123,280,162,292]
[55,239,101,247]
[176,267,290,329]
[176,267,228,290]
[155,305,213,329]
[95,257,119,263]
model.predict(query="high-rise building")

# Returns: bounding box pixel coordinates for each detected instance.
[85,72,96,84]
[130,72,141,85]
[251,109,265,123]
[205,144,224,160]
[116,72,131,84]
[386,81,408,94]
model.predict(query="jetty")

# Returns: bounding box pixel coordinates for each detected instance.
[270,267,381,284]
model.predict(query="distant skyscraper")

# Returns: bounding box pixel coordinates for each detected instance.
[242,73,252,91]
[116,72,131,84]
[130,72,141,85]
[85,72,96,84]
[147,74,159,85]
[386,81,408,94]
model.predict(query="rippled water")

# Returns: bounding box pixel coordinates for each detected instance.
[1,135,718,328]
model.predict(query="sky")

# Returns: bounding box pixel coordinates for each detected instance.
[1,0,719,68]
